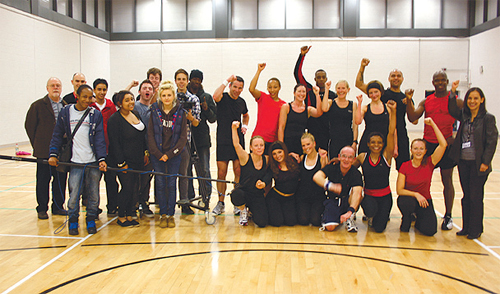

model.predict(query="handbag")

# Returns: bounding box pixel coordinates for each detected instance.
[56,107,91,173]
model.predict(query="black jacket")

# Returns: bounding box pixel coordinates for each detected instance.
[448,92,498,175]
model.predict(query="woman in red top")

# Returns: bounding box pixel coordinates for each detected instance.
[249,63,286,155]
[396,117,447,236]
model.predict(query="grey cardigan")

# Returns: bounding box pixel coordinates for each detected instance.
[448,92,498,175]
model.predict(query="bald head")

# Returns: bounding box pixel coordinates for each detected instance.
[46,77,62,101]
[433,70,448,80]
[71,73,86,93]
[388,69,404,91]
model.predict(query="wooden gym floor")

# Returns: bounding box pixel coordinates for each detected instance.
[1,132,500,294]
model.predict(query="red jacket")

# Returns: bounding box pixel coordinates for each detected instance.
[90,98,117,149]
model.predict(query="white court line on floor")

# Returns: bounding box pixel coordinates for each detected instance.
[1,216,117,294]
[0,234,83,240]
[435,211,500,262]
[488,246,500,249]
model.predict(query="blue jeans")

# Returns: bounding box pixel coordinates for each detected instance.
[152,155,182,216]
[67,163,101,222]
[188,145,211,199]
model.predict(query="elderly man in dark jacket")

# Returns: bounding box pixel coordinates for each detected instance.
[25,77,68,220]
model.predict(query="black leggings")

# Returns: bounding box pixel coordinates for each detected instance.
[296,197,324,227]
[266,189,297,227]
[117,163,141,218]
[397,196,437,236]
[361,193,393,233]
[231,188,268,227]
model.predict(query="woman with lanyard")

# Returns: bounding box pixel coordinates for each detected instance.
[322,80,359,158]
[265,141,300,227]
[353,100,397,233]
[107,90,148,227]
[448,81,498,239]
[295,133,329,227]
[396,117,446,236]
[148,81,188,229]
[278,84,324,160]
[355,80,389,154]
[229,121,270,227]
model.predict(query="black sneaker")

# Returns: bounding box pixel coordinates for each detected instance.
[441,216,453,230]
[182,206,195,215]
[52,209,68,216]
[143,207,155,218]
[38,211,49,220]
[69,222,79,235]
[87,220,97,234]
[107,209,118,217]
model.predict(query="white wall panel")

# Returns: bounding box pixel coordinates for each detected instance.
[109,42,162,96]
[470,26,500,120]
[0,5,109,146]
[81,35,111,85]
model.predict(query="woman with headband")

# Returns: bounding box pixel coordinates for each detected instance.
[354,80,390,154]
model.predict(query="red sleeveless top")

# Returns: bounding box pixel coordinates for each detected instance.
[424,93,455,143]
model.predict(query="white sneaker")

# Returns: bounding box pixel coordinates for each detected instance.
[346,215,358,233]
[441,216,453,230]
[212,201,225,215]
[239,207,248,226]
[233,206,241,215]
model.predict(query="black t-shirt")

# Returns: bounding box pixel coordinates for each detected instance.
[62,92,77,105]
[381,89,408,136]
[321,163,363,198]
[306,89,337,136]
[216,92,248,145]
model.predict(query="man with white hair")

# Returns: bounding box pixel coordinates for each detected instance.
[25,77,68,219]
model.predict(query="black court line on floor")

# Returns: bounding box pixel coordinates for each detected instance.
[39,248,497,294]
[0,245,67,252]
[81,241,488,256]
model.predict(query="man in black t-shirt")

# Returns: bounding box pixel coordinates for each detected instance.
[212,75,249,215]
[293,46,338,150]
[313,146,363,232]
[62,72,86,105]
[355,58,418,170]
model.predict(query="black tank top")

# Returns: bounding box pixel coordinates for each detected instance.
[297,153,325,200]
[359,104,389,153]
[284,102,308,154]
[361,152,391,197]
[328,100,353,139]
[239,154,267,194]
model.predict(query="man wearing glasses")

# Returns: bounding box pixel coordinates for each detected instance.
[313,146,363,232]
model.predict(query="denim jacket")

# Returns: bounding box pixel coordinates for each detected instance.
[49,105,107,162]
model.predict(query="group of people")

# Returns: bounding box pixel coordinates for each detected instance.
[25,46,497,240]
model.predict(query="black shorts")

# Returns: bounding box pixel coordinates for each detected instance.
[217,144,238,162]
[425,140,457,170]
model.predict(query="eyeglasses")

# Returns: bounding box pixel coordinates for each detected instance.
[339,154,355,160]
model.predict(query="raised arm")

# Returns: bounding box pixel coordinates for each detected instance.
[405,89,425,122]
[125,80,139,91]
[249,63,265,100]
[448,80,464,120]
[232,121,249,165]
[321,86,333,112]
[293,46,313,89]
[354,95,364,125]
[425,118,447,165]
[309,84,326,118]
[213,75,236,102]
[384,100,397,161]
[278,103,289,142]
[355,58,370,94]
[352,102,359,152]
